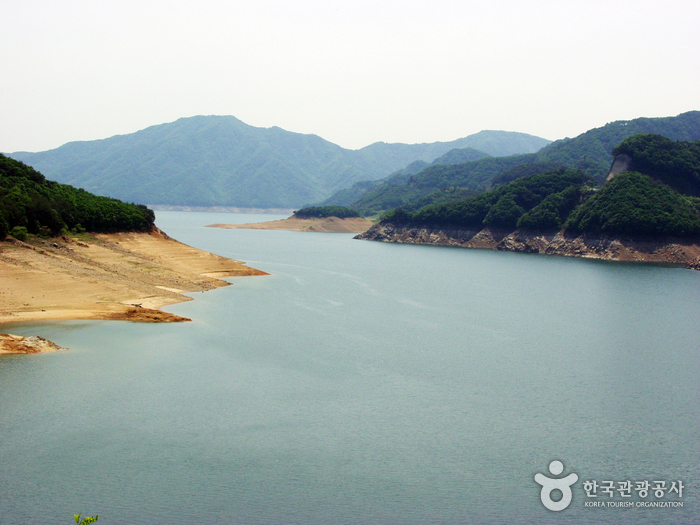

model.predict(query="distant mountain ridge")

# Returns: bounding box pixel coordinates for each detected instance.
[338,111,700,215]
[8,116,550,209]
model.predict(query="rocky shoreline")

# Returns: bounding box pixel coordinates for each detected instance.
[0,334,65,354]
[356,223,700,269]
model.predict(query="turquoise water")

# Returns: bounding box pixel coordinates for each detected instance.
[1,211,699,524]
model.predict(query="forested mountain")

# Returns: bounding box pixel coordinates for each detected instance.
[381,169,590,232]
[373,134,700,239]
[340,111,700,215]
[610,133,700,196]
[426,147,489,168]
[8,116,549,209]
[318,148,490,210]
[0,154,154,239]
[344,154,539,215]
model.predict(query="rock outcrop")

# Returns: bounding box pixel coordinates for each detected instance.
[356,223,700,268]
[0,333,65,354]
[605,153,633,182]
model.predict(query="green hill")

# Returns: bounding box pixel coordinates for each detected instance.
[374,134,700,239]
[0,154,154,239]
[344,111,700,214]
[564,134,700,236]
[383,169,589,231]
[8,117,549,209]
[348,154,539,215]
[566,171,700,237]
[538,111,700,180]
[610,133,700,196]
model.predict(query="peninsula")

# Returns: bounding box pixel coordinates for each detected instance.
[0,154,266,355]
[208,206,373,233]
[0,227,266,327]
[357,134,700,270]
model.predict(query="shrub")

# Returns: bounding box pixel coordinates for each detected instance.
[10,225,28,241]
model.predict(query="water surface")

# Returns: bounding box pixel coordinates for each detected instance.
[1,211,699,524]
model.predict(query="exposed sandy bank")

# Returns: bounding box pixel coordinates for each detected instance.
[0,228,267,325]
[208,216,374,233]
[357,223,700,269]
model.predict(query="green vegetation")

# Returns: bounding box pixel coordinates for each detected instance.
[74,514,98,525]
[338,111,700,215]
[401,187,479,212]
[491,161,566,186]
[518,185,585,230]
[562,134,700,237]
[612,134,700,196]
[384,169,589,230]
[538,111,700,182]
[378,133,700,239]
[0,154,155,239]
[294,206,361,219]
[10,116,548,209]
[317,180,382,208]
[9,225,28,241]
[350,154,539,216]
[428,147,490,166]
[566,172,700,236]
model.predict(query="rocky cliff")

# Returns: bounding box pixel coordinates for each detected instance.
[356,223,700,269]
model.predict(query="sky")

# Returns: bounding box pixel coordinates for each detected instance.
[3,0,699,153]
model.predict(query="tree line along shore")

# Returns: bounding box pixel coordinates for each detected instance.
[0,154,267,353]
[3,130,700,353]
[357,134,700,269]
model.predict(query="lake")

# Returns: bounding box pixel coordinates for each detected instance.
[1,211,699,524]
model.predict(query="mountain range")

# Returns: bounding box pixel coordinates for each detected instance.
[327,111,700,215]
[8,117,549,209]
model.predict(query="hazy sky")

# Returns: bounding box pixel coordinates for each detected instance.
[3,0,699,152]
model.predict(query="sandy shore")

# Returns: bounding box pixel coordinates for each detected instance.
[208,216,374,233]
[0,227,267,327]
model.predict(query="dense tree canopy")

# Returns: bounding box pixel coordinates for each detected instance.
[566,172,700,236]
[383,169,589,230]
[334,111,700,215]
[351,154,538,215]
[0,154,155,239]
[612,134,700,196]
[293,206,361,219]
[378,133,700,239]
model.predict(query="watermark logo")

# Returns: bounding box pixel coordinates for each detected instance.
[534,460,579,511]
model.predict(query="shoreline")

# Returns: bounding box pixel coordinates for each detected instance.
[148,204,295,214]
[0,334,65,355]
[208,216,374,233]
[356,223,700,269]
[0,227,267,327]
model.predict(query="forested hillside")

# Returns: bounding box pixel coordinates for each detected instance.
[319,148,491,211]
[341,111,700,215]
[611,134,700,196]
[0,154,154,239]
[371,134,700,239]
[382,169,589,231]
[347,154,539,215]
[566,171,700,236]
[9,116,549,209]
